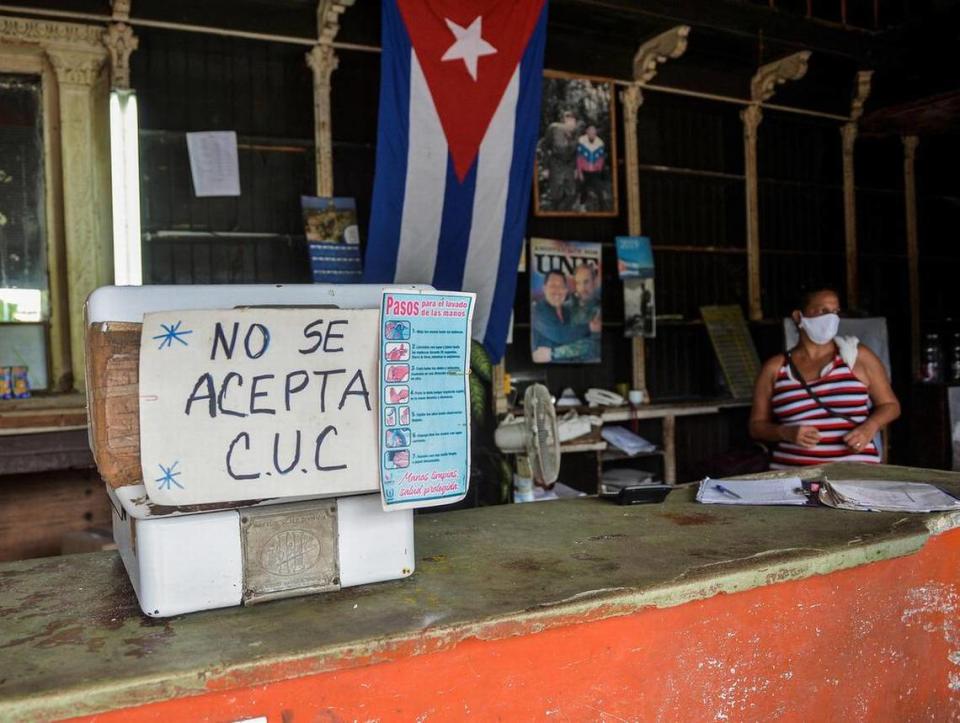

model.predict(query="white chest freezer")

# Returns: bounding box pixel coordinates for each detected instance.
[86,283,425,617]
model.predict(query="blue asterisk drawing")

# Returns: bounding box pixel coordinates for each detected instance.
[152,321,193,349]
[155,461,184,490]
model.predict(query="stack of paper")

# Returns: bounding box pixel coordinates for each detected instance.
[601,426,656,456]
[697,477,809,506]
[819,479,960,513]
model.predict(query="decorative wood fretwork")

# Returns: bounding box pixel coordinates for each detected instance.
[317,0,356,46]
[103,22,139,90]
[110,0,132,22]
[0,16,105,47]
[849,70,874,122]
[750,51,811,103]
[903,135,920,379]
[631,25,690,85]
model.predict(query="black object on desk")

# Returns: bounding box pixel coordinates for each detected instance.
[604,484,674,505]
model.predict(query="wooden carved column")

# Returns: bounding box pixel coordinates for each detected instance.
[307,0,354,197]
[903,135,920,379]
[741,104,764,322]
[623,25,689,394]
[841,70,873,310]
[103,22,138,90]
[620,83,647,392]
[743,51,810,321]
[307,44,338,198]
[47,46,112,389]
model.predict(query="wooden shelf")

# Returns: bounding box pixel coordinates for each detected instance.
[601,448,663,462]
[0,393,88,436]
[561,441,608,454]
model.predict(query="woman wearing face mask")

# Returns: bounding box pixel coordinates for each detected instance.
[749,287,900,468]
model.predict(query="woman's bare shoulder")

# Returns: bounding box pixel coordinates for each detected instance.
[761,353,786,375]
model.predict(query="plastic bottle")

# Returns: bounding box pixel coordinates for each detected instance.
[950,333,960,384]
[922,332,943,383]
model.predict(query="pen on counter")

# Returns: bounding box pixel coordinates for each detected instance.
[713,483,742,499]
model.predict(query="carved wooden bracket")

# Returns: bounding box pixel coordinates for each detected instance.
[103,22,139,90]
[740,103,763,140]
[632,25,690,84]
[317,0,356,46]
[110,0,132,22]
[306,43,338,88]
[619,83,643,124]
[849,69,873,122]
[750,51,811,103]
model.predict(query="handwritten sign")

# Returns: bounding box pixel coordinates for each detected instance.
[379,290,474,510]
[139,308,379,505]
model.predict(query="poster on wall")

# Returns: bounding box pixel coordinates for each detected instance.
[301,196,362,283]
[529,238,602,364]
[378,289,474,510]
[616,236,656,339]
[534,72,618,217]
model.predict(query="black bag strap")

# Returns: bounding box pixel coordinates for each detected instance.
[784,351,862,426]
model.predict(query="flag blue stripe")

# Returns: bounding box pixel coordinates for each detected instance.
[431,156,478,290]
[362,0,411,283]
[482,3,548,360]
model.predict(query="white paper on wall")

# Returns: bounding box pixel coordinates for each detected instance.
[186,131,241,197]
[139,308,380,506]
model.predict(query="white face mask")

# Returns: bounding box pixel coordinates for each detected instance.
[800,313,840,345]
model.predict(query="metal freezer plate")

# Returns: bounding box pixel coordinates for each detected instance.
[240,500,340,604]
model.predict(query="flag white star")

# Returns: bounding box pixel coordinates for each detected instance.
[441,16,497,82]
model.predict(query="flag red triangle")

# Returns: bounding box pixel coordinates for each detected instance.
[398,0,545,182]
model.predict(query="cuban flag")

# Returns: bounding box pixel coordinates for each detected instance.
[363,0,548,362]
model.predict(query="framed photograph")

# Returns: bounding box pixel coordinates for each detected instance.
[616,236,656,339]
[529,237,602,364]
[534,71,618,217]
[301,196,362,283]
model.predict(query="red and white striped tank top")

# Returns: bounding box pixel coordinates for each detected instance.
[770,354,879,468]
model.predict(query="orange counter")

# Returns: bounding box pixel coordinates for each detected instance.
[2,463,959,721]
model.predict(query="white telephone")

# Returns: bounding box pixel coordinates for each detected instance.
[584,388,625,407]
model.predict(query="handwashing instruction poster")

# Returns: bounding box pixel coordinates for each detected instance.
[379,289,475,510]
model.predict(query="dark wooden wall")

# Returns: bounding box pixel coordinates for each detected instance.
[128,1,960,480]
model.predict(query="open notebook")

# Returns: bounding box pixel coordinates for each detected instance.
[820,479,960,513]
[697,477,810,506]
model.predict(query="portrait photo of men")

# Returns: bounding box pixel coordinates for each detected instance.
[534,73,618,217]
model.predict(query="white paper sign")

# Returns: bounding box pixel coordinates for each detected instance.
[139,308,379,505]
[186,131,241,197]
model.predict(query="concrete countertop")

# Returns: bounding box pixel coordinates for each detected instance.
[1,463,958,720]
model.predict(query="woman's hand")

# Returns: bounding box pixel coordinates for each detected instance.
[532,346,552,363]
[843,423,876,453]
[781,425,821,448]
[589,313,602,334]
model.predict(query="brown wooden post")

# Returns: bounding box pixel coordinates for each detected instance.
[841,71,873,310]
[307,0,354,197]
[662,414,677,484]
[903,135,920,380]
[624,26,690,396]
[743,51,811,321]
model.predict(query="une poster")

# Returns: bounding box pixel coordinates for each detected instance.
[529,237,602,364]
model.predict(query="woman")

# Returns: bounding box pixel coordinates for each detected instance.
[749,287,900,468]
